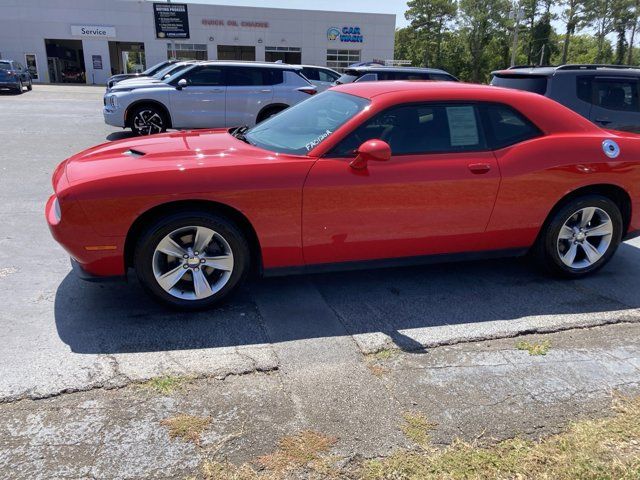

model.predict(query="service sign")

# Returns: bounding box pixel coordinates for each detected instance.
[153,3,190,39]
[71,25,116,38]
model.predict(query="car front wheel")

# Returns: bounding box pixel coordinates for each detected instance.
[130,105,167,136]
[533,194,622,277]
[134,211,250,310]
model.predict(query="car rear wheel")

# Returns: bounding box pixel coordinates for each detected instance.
[130,105,167,136]
[533,194,622,277]
[15,80,23,94]
[27,80,32,91]
[134,211,250,310]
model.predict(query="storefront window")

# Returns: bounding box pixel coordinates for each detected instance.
[217,45,256,61]
[168,43,208,60]
[265,46,301,64]
[326,49,361,72]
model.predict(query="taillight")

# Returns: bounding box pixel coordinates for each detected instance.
[297,86,317,95]
[7,71,16,77]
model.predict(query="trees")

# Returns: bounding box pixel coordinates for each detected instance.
[405,0,457,67]
[560,0,588,64]
[393,0,618,82]
[458,0,510,81]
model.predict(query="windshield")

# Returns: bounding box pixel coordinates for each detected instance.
[153,63,185,80]
[245,91,370,155]
[0,62,11,71]
[335,74,358,85]
[143,61,170,76]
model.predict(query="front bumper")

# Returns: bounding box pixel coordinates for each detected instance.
[46,194,126,279]
[0,80,20,89]
[103,107,126,127]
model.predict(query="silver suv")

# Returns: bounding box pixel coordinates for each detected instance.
[103,61,317,135]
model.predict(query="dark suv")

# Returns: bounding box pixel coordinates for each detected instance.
[491,64,640,133]
[335,66,458,84]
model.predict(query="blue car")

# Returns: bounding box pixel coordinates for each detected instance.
[0,60,32,94]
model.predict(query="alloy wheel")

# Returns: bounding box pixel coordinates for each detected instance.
[557,206,613,269]
[152,226,234,301]
[133,109,164,135]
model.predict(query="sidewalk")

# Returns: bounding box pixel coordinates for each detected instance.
[1,322,639,479]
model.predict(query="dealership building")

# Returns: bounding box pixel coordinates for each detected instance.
[0,0,396,85]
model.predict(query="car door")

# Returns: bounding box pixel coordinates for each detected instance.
[167,65,226,129]
[302,103,501,265]
[225,67,275,127]
[587,76,640,133]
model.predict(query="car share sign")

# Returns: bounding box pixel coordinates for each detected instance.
[71,25,116,38]
[153,3,190,39]
[327,26,363,43]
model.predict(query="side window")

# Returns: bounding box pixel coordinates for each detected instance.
[330,103,486,157]
[593,78,640,112]
[482,104,541,149]
[182,66,224,86]
[302,68,319,81]
[318,69,338,83]
[576,76,593,103]
[227,67,281,86]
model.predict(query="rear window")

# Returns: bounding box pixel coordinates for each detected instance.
[0,62,11,71]
[482,104,541,149]
[491,75,548,95]
[226,67,283,86]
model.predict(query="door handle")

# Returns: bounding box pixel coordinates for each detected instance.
[468,163,491,174]
[260,89,272,93]
[595,118,612,125]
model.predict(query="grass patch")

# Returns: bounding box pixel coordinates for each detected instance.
[257,430,337,472]
[140,375,190,394]
[401,412,437,449]
[161,414,211,446]
[516,340,551,356]
[200,430,338,479]
[370,348,397,361]
[360,395,640,479]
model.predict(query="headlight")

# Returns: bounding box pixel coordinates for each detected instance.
[106,95,118,108]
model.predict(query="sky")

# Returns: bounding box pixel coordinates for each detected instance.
[174,0,411,27]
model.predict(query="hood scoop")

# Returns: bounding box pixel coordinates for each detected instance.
[123,149,146,158]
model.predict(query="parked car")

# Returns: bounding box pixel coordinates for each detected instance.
[103,61,317,135]
[108,60,199,91]
[49,81,640,309]
[0,60,32,93]
[61,66,85,83]
[106,60,178,90]
[335,66,458,84]
[300,65,340,91]
[491,64,640,133]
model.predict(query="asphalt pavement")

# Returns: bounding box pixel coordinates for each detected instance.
[1,84,640,404]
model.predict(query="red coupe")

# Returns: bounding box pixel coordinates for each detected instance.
[47,82,640,309]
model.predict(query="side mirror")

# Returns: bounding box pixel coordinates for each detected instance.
[176,78,188,90]
[350,139,391,170]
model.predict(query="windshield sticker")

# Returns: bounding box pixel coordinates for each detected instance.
[446,106,479,147]
[305,129,333,151]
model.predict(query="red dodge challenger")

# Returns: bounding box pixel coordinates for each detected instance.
[47,82,640,309]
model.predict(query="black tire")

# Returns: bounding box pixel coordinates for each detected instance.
[27,80,32,91]
[134,210,251,310]
[129,104,168,136]
[15,81,23,94]
[256,105,287,124]
[532,194,623,278]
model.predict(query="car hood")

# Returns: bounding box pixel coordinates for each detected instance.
[116,75,156,85]
[109,81,169,92]
[63,129,292,185]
